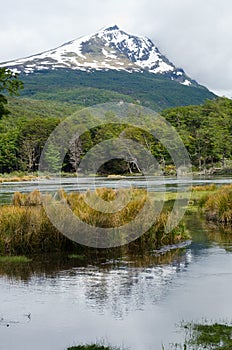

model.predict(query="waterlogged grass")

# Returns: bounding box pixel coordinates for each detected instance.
[0,171,50,183]
[68,254,85,260]
[68,321,232,350]
[67,346,121,350]
[0,256,32,263]
[0,175,37,183]
[199,184,232,223]
[173,321,232,349]
[0,188,189,255]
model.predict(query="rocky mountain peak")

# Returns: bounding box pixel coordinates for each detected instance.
[0,25,194,86]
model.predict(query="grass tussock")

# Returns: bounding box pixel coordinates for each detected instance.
[67,188,147,228]
[0,204,69,255]
[12,190,43,206]
[67,188,189,247]
[199,184,232,223]
[192,184,217,192]
[0,188,189,255]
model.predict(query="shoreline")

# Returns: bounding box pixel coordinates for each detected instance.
[0,168,232,183]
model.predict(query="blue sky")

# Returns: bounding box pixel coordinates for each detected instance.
[1,0,232,97]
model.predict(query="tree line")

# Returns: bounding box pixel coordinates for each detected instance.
[0,68,231,174]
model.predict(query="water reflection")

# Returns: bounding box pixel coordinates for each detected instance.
[73,252,190,319]
[0,209,232,350]
[0,248,188,282]
[205,222,232,252]
[0,247,192,333]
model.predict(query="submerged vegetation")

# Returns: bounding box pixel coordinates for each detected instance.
[173,321,232,350]
[67,321,232,350]
[67,345,122,350]
[0,188,189,255]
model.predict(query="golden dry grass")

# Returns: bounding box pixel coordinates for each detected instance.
[200,184,232,223]
[0,188,189,255]
[191,184,217,192]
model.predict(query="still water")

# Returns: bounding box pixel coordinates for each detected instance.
[1,175,232,203]
[0,177,231,350]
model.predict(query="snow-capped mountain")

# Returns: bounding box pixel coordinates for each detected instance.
[1,25,194,86]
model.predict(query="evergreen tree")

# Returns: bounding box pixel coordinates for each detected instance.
[0,68,23,119]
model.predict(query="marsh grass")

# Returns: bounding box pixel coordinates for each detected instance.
[0,175,37,183]
[67,346,119,350]
[0,256,32,263]
[68,254,85,260]
[0,203,69,255]
[199,184,232,223]
[173,321,232,350]
[12,190,43,206]
[192,184,217,192]
[64,188,189,248]
[67,188,147,228]
[0,171,40,183]
[67,345,122,350]
[0,171,51,183]
[68,321,232,350]
[0,188,189,255]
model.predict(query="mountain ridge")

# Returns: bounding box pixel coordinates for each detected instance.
[1,25,216,110]
[1,25,195,86]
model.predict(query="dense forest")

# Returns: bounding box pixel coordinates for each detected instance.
[19,70,216,110]
[0,94,231,174]
[163,97,232,172]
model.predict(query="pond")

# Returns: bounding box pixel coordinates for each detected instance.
[0,176,232,350]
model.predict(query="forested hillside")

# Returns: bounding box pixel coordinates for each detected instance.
[162,97,232,171]
[0,96,231,174]
[19,70,216,110]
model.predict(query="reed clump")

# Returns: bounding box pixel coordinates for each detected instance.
[0,188,189,255]
[199,184,232,223]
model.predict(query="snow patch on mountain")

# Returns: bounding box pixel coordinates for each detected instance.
[0,25,193,86]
